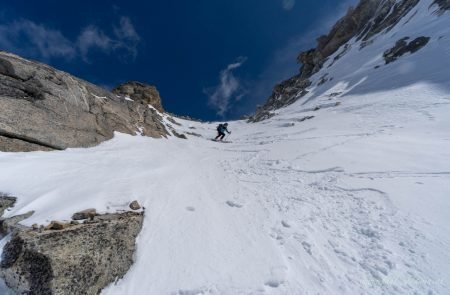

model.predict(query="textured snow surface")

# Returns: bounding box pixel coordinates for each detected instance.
[0,0,449,294]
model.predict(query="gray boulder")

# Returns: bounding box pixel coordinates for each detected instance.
[72,208,97,221]
[0,51,168,152]
[129,200,141,211]
[0,211,144,294]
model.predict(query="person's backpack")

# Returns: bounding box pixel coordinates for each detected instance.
[216,124,223,132]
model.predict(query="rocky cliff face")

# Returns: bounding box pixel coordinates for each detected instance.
[0,51,168,152]
[249,0,423,122]
[113,81,164,113]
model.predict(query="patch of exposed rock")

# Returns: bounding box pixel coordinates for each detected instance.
[186,131,202,138]
[112,81,164,112]
[249,75,311,122]
[249,0,421,122]
[0,194,33,240]
[171,130,188,139]
[383,36,430,64]
[0,193,16,217]
[164,117,188,139]
[166,116,181,126]
[432,0,450,13]
[72,208,97,221]
[0,51,168,152]
[0,211,144,294]
[0,211,34,235]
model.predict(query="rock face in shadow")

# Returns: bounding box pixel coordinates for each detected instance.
[249,0,421,122]
[0,212,144,295]
[112,81,164,113]
[0,51,168,152]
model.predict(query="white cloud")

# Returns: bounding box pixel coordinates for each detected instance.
[282,0,296,11]
[0,16,141,63]
[112,16,141,59]
[114,17,140,43]
[0,20,76,60]
[77,17,141,62]
[205,57,248,117]
[77,26,112,61]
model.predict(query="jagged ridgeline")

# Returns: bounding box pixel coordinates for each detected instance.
[0,52,168,152]
[249,0,449,122]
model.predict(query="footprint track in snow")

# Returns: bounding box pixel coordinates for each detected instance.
[264,266,288,289]
[225,200,243,208]
[221,146,435,293]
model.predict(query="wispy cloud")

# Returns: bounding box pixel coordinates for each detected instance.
[77,26,112,61]
[0,20,76,60]
[112,16,141,59]
[77,17,140,62]
[114,17,140,43]
[204,57,248,117]
[282,0,296,11]
[0,16,141,63]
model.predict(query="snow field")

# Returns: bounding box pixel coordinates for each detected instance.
[1,0,450,293]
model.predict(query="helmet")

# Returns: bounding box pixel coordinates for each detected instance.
[224,123,228,126]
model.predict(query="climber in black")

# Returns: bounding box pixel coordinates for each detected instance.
[215,123,231,141]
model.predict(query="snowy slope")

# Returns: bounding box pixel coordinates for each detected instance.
[2,85,449,294]
[1,0,450,294]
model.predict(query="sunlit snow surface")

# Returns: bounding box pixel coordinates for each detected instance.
[0,0,450,294]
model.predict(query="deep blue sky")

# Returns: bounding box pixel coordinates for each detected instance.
[0,0,356,120]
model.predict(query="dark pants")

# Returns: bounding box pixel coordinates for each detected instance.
[215,132,225,140]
